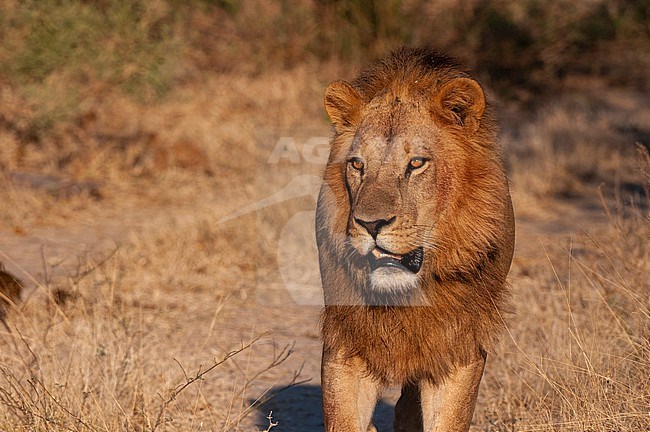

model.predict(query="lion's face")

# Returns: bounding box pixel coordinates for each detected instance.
[319,72,509,302]
[344,97,440,293]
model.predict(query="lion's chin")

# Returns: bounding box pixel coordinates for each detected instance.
[369,267,419,293]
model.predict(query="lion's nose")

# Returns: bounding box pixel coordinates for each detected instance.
[354,216,396,239]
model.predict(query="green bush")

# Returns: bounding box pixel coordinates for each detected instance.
[0,0,185,136]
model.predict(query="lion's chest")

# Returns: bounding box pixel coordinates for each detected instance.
[338,307,471,384]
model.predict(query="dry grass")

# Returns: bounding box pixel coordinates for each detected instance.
[0,1,649,430]
[504,86,650,205]
[472,93,650,431]
[0,214,302,431]
[479,197,650,431]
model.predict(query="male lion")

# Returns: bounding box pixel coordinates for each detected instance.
[316,47,515,432]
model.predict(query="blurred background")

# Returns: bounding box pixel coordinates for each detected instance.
[0,1,648,431]
[1,0,648,206]
[1,0,648,182]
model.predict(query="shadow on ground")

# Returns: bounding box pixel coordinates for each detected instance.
[251,384,395,432]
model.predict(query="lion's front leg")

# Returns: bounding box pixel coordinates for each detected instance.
[321,347,381,432]
[420,353,487,432]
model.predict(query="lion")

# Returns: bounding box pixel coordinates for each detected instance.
[0,263,22,329]
[316,47,515,432]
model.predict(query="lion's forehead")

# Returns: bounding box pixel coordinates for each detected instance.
[362,94,427,129]
[352,98,438,157]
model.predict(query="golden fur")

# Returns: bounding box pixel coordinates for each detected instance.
[316,47,515,431]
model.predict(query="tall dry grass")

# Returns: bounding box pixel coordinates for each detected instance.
[0,211,297,431]
[477,148,650,432]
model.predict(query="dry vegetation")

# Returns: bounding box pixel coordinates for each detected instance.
[0,0,648,431]
[479,149,650,431]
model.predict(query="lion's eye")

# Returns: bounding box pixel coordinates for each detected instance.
[349,158,364,171]
[408,157,427,170]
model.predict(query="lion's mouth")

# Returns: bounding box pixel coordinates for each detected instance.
[369,246,424,273]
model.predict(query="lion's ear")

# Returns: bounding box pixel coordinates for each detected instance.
[434,78,485,131]
[324,80,363,131]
